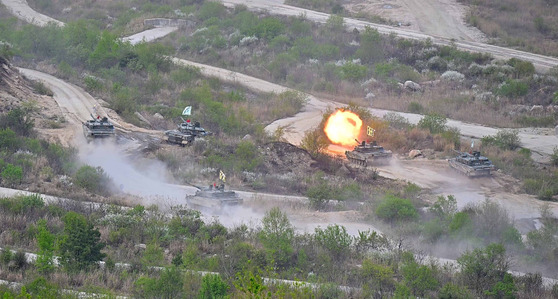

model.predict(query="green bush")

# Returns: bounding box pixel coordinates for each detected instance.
[339,62,367,82]
[314,224,352,259]
[497,79,529,98]
[1,163,23,186]
[481,130,520,150]
[375,194,418,222]
[73,165,112,195]
[418,113,447,134]
[199,274,229,299]
[0,108,34,137]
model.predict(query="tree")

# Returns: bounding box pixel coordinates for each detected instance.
[58,212,105,272]
[457,243,513,296]
[135,267,183,299]
[198,274,229,299]
[35,219,55,274]
[400,258,439,296]
[314,224,352,260]
[259,207,294,269]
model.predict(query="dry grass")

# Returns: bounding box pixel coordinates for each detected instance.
[460,0,558,56]
[370,86,520,128]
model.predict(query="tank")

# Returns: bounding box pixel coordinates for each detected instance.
[163,130,194,146]
[178,121,211,137]
[448,151,495,177]
[186,184,242,210]
[345,140,392,167]
[83,114,115,138]
[164,120,211,146]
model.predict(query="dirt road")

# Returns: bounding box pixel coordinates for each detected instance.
[220,0,558,72]
[1,0,63,26]
[6,0,558,226]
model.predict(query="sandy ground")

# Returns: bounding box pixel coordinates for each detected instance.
[344,0,487,42]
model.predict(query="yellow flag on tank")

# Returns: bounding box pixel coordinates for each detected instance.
[367,126,375,137]
[219,170,226,182]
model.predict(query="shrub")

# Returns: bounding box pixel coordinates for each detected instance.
[0,108,34,137]
[339,62,367,82]
[199,274,229,298]
[1,163,23,186]
[481,130,520,150]
[73,165,112,195]
[375,194,418,223]
[58,212,106,272]
[314,224,352,259]
[418,113,447,134]
[497,79,529,98]
[408,102,424,114]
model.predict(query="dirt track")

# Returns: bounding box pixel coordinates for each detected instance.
[4,0,558,226]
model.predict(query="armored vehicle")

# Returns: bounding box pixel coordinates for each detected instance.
[448,151,494,177]
[83,114,115,138]
[345,140,392,167]
[164,120,211,146]
[186,184,242,211]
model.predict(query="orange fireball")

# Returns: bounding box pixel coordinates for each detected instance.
[324,110,362,146]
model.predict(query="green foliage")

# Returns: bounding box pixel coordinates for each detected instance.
[141,241,165,267]
[300,128,329,157]
[439,283,473,299]
[257,17,286,40]
[339,62,367,82]
[73,165,112,195]
[481,130,520,150]
[0,194,44,214]
[551,147,558,166]
[418,113,447,134]
[457,243,511,296]
[430,195,457,221]
[0,247,12,265]
[497,79,529,98]
[401,259,439,296]
[198,274,229,299]
[234,268,269,298]
[375,194,418,223]
[356,26,384,63]
[58,212,106,272]
[1,163,23,186]
[0,41,14,60]
[198,1,227,21]
[135,267,183,299]
[36,219,55,274]
[507,58,535,78]
[0,128,19,152]
[0,108,35,137]
[515,115,555,127]
[259,207,294,269]
[360,259,395,296]
[314,224,352,259]
[407,102,424,114]
[25,277,60,299]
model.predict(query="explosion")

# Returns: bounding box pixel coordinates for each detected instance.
[324,110,362,146]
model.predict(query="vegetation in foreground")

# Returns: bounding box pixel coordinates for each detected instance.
[2,195,558,298]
